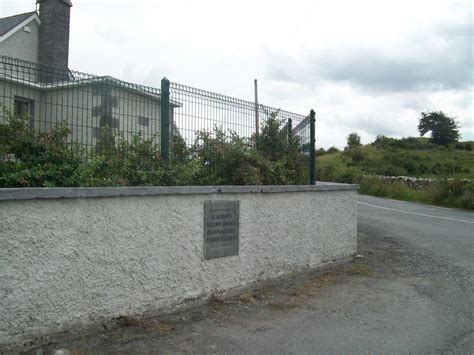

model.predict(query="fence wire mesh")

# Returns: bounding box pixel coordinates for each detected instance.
[0,56,313,186]
[170,81,310,151]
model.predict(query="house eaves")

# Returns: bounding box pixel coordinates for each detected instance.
[0,12,40,43]
[0,74,182,108]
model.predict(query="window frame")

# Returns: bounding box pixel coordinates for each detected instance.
[137,116,150,127]
[14,96,35,129]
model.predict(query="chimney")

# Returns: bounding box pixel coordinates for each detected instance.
[37,0,72,78]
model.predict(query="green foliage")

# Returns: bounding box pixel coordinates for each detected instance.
[345,146,365,163]
[317,132,473,209]
[256,113,307,185]
[83,132,166,186]
[373,135,436,150]
[455,142,473,151]
[346,132,361,149]
[327,146,340,154]
[418,111,461,146]
[255,111,288,161]
[190,128,262,185]
[1,109,308,187]
[318,136,473,181]
[0,111,83,187]
[358,176,474,210]
[187,114,308,186]
[315,148,327,156]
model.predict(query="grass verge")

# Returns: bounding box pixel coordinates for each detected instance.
[358,176,474,210]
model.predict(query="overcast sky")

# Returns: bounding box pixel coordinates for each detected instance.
[1,0,473,148]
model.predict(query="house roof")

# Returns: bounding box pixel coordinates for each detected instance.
[0,56,182,108]
[0,12,38,37]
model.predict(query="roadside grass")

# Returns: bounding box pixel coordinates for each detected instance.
[358,177,474,210]
[317,138,474,209]
[342,262,375,277]
[317,141,474,180]
[115,315,176,334]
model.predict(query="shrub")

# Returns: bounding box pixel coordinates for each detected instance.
[333,169,361,184]
[432,179,474,209]
[316,162,336,181]
[373,134,392,147]
[418,111,461,146]
[1,105,310,187]
[327,146,340,154]
[0,113,83,187]
[315,148,327,156]
[346,132,361,149]
[358,176,474,210]
[348,147,365,163]
[377,165,407,177]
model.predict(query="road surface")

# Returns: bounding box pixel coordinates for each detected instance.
[9,195,474,354]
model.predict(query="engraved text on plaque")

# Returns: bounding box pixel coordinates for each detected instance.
[203,201,239,259]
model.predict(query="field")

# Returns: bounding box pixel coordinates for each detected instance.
[316,138,474,209]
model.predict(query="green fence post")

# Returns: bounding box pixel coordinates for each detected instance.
[287,118,292,146]
[160,77,170,161]
[310,109,316,185]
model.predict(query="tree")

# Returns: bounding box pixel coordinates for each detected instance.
[418,111,461,146]
[346,132,361,149]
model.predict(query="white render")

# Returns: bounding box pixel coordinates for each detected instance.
[0,81,164,147]
[0,17,40,63]
[0,185,357,345]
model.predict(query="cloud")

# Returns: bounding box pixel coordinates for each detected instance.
[261,3,473,148]
[267,19,472,93]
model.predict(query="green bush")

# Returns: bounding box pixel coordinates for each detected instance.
[0,113,83,187]
[344,147,365,163]
[315,148,327,156]
[0,109,309,187]
[327,146,340,154]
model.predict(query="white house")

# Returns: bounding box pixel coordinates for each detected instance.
[0,0,179,149]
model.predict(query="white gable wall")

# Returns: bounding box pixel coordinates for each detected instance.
[0,19,39,63]
[0,79,165,151]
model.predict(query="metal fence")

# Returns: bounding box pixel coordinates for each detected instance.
[168,80,311,148]
[0,55,315,184]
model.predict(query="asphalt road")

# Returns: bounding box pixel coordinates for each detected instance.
[13,195,474,354]
[358,195,474,271]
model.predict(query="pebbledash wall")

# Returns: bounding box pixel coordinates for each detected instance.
[0,183,358,345]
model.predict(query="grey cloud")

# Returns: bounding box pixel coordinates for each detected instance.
[355,116,402,137]
[267,22,472,93]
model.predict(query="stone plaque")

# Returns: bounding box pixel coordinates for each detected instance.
[203,201,240,259]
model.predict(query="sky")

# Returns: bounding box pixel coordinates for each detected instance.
[1,0,473,148]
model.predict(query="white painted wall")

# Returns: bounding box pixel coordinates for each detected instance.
[0,186,357,345]
[111,87,162,144]
[0,20,39,63]
[0,81,164,148]
[0,81,43,126]
[42,86,100,146]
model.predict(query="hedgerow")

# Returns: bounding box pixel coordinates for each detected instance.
[0,112,308,188]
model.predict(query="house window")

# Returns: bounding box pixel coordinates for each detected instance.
[14,96,35,128]
[138,116,149,127]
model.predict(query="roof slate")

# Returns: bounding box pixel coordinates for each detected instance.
[0,12,37,37]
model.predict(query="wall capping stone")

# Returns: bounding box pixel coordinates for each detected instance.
[0,183,358,201]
